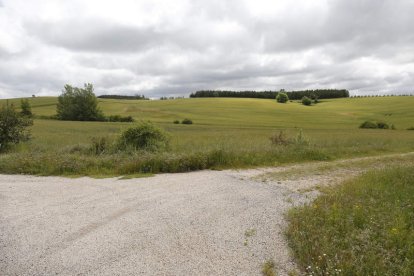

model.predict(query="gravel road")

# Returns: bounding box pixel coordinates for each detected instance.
[0,168,315,276]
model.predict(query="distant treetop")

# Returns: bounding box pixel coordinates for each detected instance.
[189,89,350,100]
[97,94,148,100]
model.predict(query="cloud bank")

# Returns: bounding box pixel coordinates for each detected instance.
[1,0,413,98]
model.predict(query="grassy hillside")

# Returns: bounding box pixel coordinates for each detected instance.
[0,96,413,176]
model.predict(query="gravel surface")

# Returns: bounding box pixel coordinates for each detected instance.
[0,168,316,276]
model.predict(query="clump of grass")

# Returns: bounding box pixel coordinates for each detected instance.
[269,131,291,146]
[287,166,414,275]
[359,121,377,129]
[181,118,193,124]
[90,136,111,155]
[407,126,414,130]
[262,260,276,276]
[173,120,180,124]
[245,228,257,238]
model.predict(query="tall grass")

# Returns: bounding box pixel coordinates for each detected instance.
[287,166,414,275]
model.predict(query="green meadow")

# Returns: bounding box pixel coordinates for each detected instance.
[0,96,413,176]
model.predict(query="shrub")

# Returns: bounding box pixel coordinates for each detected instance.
[276,93,289,103]
[56,83,105,121]
[107,115,134,122]
[90,136,111,155]
[270,131,291,146]
[0,104,33,151]
[376,121,389,129]
[20,99,33,117]
[301,96,312,106]
[407,127,414,130]
[359,121,378,129]
[182,118,193,124]
[117,121,170,152]
[173,120,180,124]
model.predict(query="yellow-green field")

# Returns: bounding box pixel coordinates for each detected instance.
[1,96,414,176]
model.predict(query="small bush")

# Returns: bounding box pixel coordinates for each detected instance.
[270,131,291,146]
[407,127,414,130]
[182,118,193,124]
[107,115,134,122]
[376,121,389,129]
[173,120,180,124]
[20,99,33,117]
[301,96,312,106]
[117,121,170,152]
[0,104,33,151]
[276,93,289,103]
[359,121,377,129]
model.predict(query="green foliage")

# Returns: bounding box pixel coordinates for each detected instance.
[182,118,193,124]
[117,121,170,152]
[90,136,111,155]
[0,104,33,151]
[57,83,104,121]
[359,121,378,129]
[287,166,414,275]
[301,96,312,106]
[276,93,289,103]
[107,115,134,122]
[20,99,33,117]
[377,121,389,129]
[173,120,180,124]
[360,121,392,129]
[408,127,414,130]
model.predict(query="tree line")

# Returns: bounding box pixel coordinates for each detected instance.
[97,94,148,100]
[189,89,350,100]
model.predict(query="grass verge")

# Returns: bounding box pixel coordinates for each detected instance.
[286,166,414,275]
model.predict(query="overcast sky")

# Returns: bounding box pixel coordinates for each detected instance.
[1,0,414,98]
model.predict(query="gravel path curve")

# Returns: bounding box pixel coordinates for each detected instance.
[7,151,412,276]
[0,168,315,276]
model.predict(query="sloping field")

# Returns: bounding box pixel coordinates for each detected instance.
[0,96,413,176]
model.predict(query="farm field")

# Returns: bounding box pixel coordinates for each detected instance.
[0,96,414,176]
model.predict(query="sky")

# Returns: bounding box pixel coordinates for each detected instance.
[1,0,414,98]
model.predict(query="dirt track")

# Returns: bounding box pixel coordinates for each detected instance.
[3,153,410,275]
[0,168,314,275]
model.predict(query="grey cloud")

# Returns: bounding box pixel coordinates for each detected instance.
[27,20,164,53]
[1,0,414,98]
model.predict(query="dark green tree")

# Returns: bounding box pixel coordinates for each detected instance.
[301,96,312,106]
[0,104,33,151]
[276,92,289,103]
[56,83,104,121]
[20,99,33,117]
